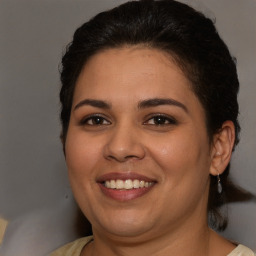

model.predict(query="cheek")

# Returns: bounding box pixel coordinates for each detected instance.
[65,130,101,179]
[148,128,211,180]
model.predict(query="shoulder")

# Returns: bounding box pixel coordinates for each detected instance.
[227,244,255,256]
[50,236,93,256]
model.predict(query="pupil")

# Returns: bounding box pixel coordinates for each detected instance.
[155,116,165,124]
[93,117,102,124]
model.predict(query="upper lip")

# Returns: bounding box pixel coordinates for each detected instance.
[97,172,156,183]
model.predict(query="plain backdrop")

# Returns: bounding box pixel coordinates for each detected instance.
[0,0,255,255]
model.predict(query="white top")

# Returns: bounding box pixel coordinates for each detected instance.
[227,244,255,256]
[50,236,255,256]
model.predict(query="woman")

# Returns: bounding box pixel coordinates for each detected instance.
[51,0,255,255]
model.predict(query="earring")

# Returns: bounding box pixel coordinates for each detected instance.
[217,173,222,194]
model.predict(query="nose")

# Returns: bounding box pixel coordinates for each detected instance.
[103,123,146,162]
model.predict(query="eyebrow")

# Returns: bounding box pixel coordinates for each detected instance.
[74,99,111,110]
[138,98,188,112]
[73,97,188,113]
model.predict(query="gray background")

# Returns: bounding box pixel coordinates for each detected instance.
[0,0,255,255]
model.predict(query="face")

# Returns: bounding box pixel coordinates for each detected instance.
[65,47,213,240]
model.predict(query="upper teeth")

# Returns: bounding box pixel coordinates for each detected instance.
[104,179,153,190]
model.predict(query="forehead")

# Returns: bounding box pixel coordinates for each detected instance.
[74,47,195,102]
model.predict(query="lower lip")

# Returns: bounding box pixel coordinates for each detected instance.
[98,183,154,201]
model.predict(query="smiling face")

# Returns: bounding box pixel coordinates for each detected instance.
[65,47,214,239]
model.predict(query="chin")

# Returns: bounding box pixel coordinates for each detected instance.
[101,223,151,238]
[92,210,154,238]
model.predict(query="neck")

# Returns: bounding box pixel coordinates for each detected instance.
[83,220,212,256]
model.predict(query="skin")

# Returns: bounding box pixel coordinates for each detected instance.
[65,47,236,256]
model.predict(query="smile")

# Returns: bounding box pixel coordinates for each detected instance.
[97,173,156,201]
[104,179,154,190]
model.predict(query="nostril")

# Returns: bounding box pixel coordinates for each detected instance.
[124,155,141,159]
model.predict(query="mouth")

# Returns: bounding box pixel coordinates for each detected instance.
[97,173,156,201]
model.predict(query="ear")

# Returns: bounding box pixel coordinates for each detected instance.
[209,121,236,176]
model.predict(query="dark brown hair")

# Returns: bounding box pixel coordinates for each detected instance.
[59,0,254,231]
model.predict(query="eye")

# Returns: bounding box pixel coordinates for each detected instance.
[144,115,177,126]
[80,115,111,126]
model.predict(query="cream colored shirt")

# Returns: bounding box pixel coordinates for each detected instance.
[50,236,255,256]
[50,236,93,256]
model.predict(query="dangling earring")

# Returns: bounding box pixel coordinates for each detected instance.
[217,173,222,194]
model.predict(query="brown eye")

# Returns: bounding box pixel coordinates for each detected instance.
[145,115,177,126]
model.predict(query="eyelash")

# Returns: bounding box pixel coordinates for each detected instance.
[79,114,177,127]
